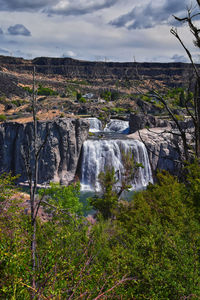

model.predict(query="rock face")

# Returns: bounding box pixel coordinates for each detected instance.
[128,128,182,176]
[129,113,169,133]
[0,55,196,87]
[0,118,89,184]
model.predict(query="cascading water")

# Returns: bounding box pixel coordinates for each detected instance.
[104,119,129,134]
[81,139,153,191]
[82,117,152,192]
[88,117,102,132]
[87,118,129,134]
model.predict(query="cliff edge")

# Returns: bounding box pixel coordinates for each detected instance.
[0,117,89,184]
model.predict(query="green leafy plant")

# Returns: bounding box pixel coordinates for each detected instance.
[39,181,83,215]
[0,114,7,122]
[37,84,58,96]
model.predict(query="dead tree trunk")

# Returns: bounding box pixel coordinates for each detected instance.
[22,66,50,297]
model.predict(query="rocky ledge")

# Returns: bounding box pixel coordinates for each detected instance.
[0,117,89,184]
[128,127,182,177]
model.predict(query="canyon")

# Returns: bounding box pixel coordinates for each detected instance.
[0,116,182,191]
[0,55,191,190]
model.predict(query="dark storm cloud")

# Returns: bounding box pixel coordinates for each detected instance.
[8,24,31,36]
[0,0,117,15]
[110,0,191,29]
[0,0,55,11]
[47,0,118,16]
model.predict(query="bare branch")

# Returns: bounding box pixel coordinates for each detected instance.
[170,27,200,80]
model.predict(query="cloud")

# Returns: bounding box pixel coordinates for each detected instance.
[0,28,3,34]
[110,0,191,29]
[62,50,76,58]
[0,0,55,11]
[0,48,10,55]
[46,0,117,16]
[171,54,188,63]
[0,0,117,15]
[8,24,31,36]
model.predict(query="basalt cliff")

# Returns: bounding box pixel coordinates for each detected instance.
[0,118,89,184]
[0,55,196,98]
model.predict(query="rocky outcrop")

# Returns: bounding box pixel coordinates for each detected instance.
[0,118,89,184]
[128,127,182,176]
[129,113,169,133]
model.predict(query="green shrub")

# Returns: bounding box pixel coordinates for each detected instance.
[37,84,58,96]
[0,95,7,104]
[102,107,109,112]
[0,114,7,122]
[11,99,25,107]
[79,97,86,103]
[22,86,33,94]
[111,107,126,113]
[100,90,112,102]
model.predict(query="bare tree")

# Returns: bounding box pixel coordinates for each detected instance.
[133,1,200,165]
[22,66,49,296]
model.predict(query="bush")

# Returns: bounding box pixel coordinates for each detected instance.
[79,97,86,103]
[111,107,126,114]
[22,86,33,94]
[100,90,112,102]
[0,114,7,122]
[37,84,58,96]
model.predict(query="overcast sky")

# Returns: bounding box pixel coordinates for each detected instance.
[0,0,199,62]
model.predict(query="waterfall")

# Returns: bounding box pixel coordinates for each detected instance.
[87,118,129,134]
[81,139,153,191]
[104,119,129,134]
[88,118,102,132]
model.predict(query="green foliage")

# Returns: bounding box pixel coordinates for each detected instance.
[0,114,6,122]
[76,92,82,100]
[11,99,26,107]
[90,150,142,219]
[65,84,77,97]
[115,171,200,299]
[0,95,7,105]
[22,86,33,94]
[88,131,95,136]
[100,90,120,102]
[111,107,126,113]
[0,173,18,202]
[1,167,200,299]
[90,167,118,219]
[165,87,193,108]
[100,90,112,102]
[23,84,58,96]
[39,181,83,215]
[184,160,200,216]
[79,97,86,103]
[37,84,58,96]
[76,92,86,103]
[141,94,153,103]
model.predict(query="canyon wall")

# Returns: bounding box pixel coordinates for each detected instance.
[0,55,195,86]
[0,118,89,184]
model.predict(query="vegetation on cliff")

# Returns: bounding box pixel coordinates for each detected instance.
[1,163,200,299]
